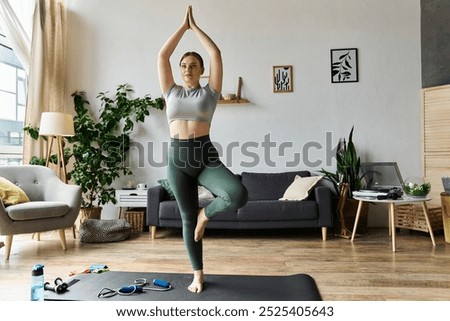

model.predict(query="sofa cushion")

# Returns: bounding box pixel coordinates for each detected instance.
[157,179,176,200]
[158,179,215,201]
[241,171,311,200]
[159,200,238,222]
[198,186,214,200]
[238,200,318,221]
[6,201,69,221]
[279,175,322,201]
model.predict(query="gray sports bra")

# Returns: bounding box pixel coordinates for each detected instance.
[164,84,220,125]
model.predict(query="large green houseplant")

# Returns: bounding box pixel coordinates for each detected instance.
[320,126,368,236]
[69,84,164,212]
[25,84,164,217]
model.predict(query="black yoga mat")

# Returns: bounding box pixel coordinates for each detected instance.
[44,271,321,301]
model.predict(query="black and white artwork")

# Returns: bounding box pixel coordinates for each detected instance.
[331,48,358,83]
[273,65,293,92]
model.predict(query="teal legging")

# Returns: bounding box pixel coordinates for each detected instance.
[167,135,248,271]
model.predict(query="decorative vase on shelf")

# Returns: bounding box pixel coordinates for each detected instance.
[402,176,431,198]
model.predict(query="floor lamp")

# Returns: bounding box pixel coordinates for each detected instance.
[39,112,75,183]
[38,112,76,240]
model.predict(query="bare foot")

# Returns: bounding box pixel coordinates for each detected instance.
[188,270,204,293]
[194,208,208,242]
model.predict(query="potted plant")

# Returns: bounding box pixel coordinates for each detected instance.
[25,84,164,220]
[68,84,164,219]
[320,126,368,236]
[320,126,361,195]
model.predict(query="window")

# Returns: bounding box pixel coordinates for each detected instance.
[0,28,27,165]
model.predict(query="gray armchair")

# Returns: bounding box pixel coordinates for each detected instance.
[0,165,82,260]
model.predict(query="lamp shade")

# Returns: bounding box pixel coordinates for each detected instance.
[39,112,75,136]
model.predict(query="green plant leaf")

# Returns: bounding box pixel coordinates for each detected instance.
[320,126,361,195]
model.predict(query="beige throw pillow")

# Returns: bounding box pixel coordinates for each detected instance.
[198,186,214,199]
[279,175,322,201]
[0,177,30,206]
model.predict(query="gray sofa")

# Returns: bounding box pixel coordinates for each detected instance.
[146,171,334,240]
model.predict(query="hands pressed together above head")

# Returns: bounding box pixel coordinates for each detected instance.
[183,5,198,31]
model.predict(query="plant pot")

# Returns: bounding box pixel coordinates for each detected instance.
[335,197,369,236]
[80,207,103,223]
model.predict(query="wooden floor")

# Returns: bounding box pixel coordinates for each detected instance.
[1,227,450,301]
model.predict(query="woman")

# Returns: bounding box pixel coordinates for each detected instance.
[157,6,248,293]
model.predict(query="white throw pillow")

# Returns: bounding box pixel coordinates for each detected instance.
[279,175,322,201]
[198,186,214,199]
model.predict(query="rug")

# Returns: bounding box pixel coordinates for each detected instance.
[44,271,322,301]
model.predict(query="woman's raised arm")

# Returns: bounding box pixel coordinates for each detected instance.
[157,7,190,94]
[188,7,223,93]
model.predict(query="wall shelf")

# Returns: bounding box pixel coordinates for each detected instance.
[218,76,249,105]
[218,98,250,105]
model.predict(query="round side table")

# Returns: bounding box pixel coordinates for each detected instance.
[351,196,435,252]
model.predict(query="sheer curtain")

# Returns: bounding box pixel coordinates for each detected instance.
[0,0,67,164]
[23,0,67,163]
[0,0,32,72]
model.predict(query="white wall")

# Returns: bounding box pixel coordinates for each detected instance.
[65,0,422,223]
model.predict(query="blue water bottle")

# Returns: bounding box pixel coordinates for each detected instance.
[31,263,44,301]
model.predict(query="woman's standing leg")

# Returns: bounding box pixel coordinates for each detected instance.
[167,167,206,293]
[167,141,205,292]
[168,168,203,270]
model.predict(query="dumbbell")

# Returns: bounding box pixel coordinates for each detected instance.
[44,277,68,294]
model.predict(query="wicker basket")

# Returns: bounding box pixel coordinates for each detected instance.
[394,204,443,233]
[124,208,145,233]
[443,213,450,243]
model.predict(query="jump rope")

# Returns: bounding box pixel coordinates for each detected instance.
[97,278,172,298]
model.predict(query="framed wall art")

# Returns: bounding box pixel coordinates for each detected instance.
[273,65,293,93]
[330,48,358,83]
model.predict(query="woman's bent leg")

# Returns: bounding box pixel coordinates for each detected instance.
[198,162,248,219]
